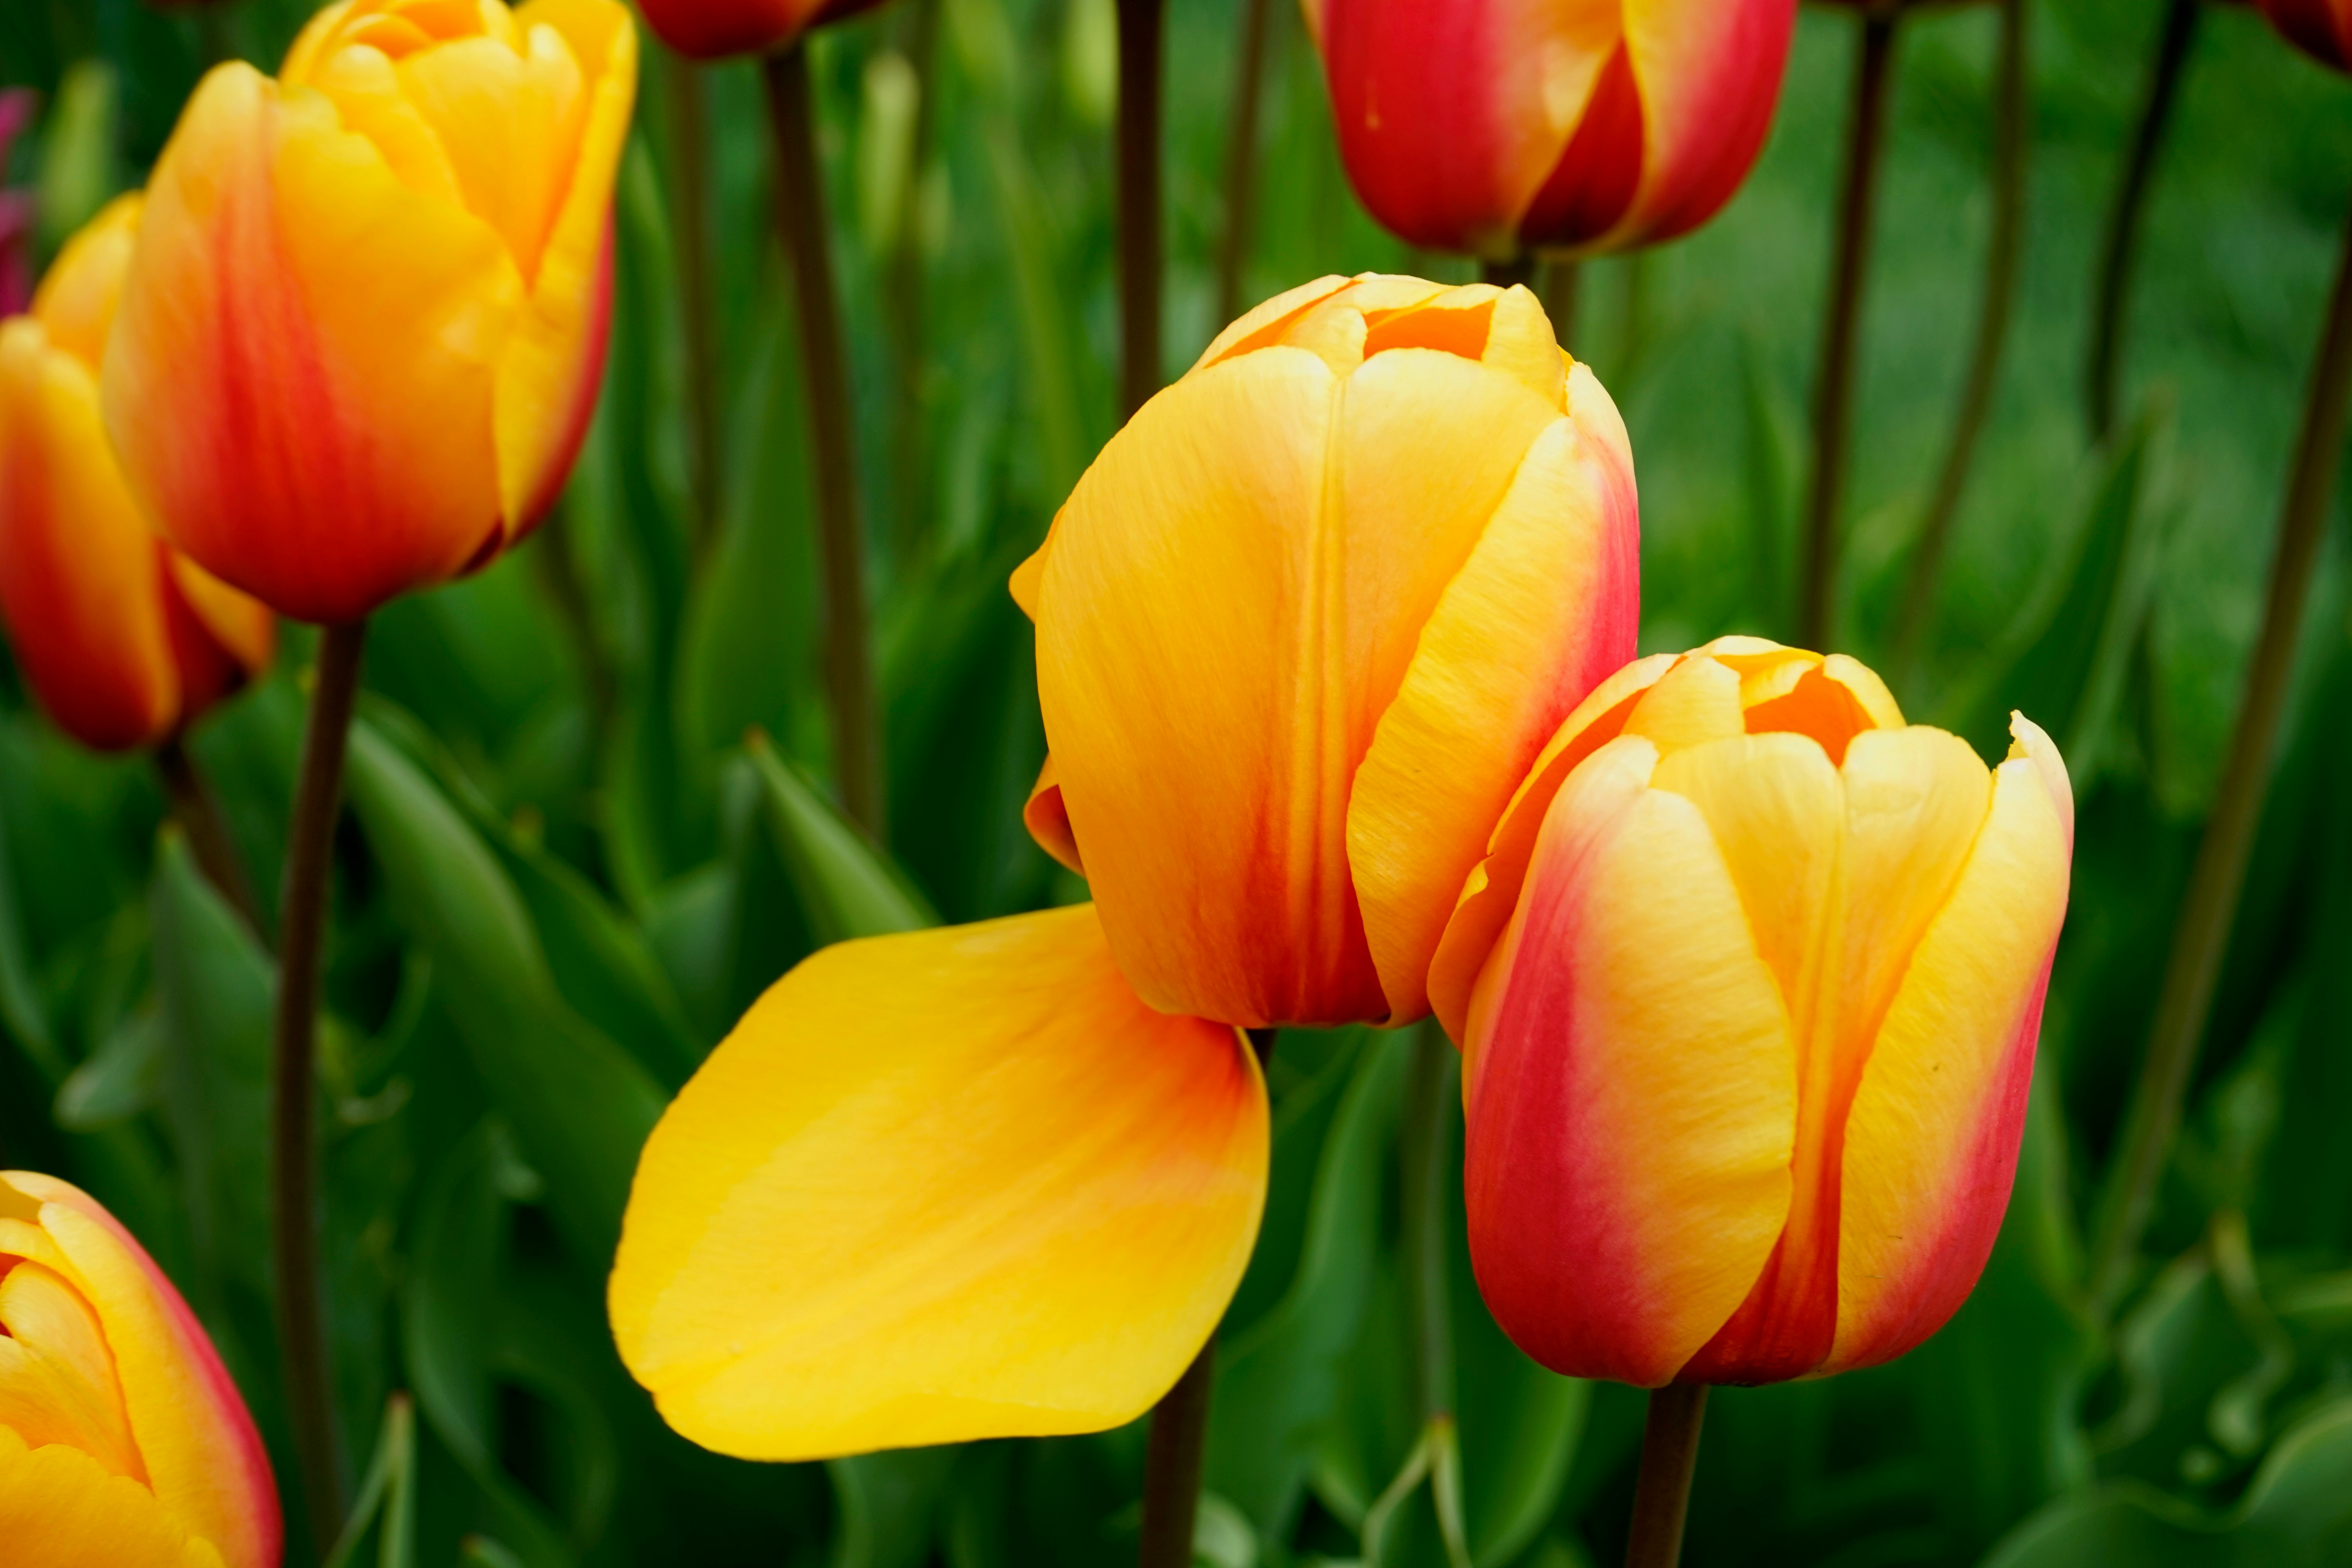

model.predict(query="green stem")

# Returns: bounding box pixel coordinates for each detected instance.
[886,0,942,556]
[1481,254,1534,291]
[1117,0,1166,421]
[2087,0,2199,445]
[1400,1021,1457,1427]
[1892,0,2027,681]
[1799,8,1899,653]
[156,733,259,935]
[1214,0,1274,327]
[1538,259,1580,355]
[2087,203,2352,1308]
[763,41,884,838]
[1622,1385,1710,1568]
[1135,1027,1275,1568]
[274,618,367,1559]
[662,48,722,566]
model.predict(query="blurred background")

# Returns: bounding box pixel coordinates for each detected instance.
[4,0,2352,1563]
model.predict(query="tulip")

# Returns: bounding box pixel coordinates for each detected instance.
[0,1170,280,1567]
[1303,0,1797,259]
[1434,639,2073,1387]
[2256,0,2352,69]
[0,196,274,752]
[612,274,1639,1459]
[99,0,639,626]
[1021,272,1641,1027]
[636,0,885,61]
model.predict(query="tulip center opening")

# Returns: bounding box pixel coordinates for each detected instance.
[1361,298,1496,362]
[1741,666,1880,767]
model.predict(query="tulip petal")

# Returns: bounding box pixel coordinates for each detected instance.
[1602,0,1796,249]
[1464,735,1796,1386]
[1193,272,1354,370]
[1621,649,1742,750]
[1349,383,1637,1022]
[1426,651,1672,1043]
[1825,721,2071,1374]
[498,0,633,532]
[0,1426,227,1568]
[1022,753,1083,874]
[0,1173,279,1568]
[609,905,1268,1460]
[0,319,180,749]
[103,64,519,623]
[29,194,141,371]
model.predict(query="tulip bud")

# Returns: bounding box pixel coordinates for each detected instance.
[636,0,887,62]
[2255,0,2352,70]
[1303,0,1796,259]
[100,0,639,625]
[1438,641,2072,1388]
[0,196,274,751]
[0,1170,280,1567]
[1016,274,1640,1029]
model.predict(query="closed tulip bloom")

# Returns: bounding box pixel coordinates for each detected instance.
[0,196,274,751]
[635,0,885,61]
[100,0,637,625]
[0,1170,279,1568]
[1304,0,1796,259]
[2256,0,2352,69]
[613,276,1639,1460]
[1436,639,2073,1387]
[1020,273,1641,1027]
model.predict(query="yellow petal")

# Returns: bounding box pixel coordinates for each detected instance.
[1463,735,1795,1386]
[1192,272,1355,371]
[0,1426,225,1568]
[1348,397,1637,1022]
[609,905,1268,1460]
[1621,650,1743,752]
[1022,753,1083,874]
[1827,722,2070,1372]
[29,194,143,372]
[0,1263,143,1481]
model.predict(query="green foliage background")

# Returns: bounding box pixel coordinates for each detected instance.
[5,0,2352,1563]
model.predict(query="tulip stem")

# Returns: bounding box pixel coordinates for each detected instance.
[1118,0,1166,420]
[1481,256,1535,291]
[1214,0,1274,328]
[1539,259,1580,356]
[1400,1021,1457,1428]
[1136,1027,1275,1568]
[156,734,259,935]
[886,0,942,555]
[1799,8,1899,653]
[274,618,367,1560]
[763,41,885,839]
[2087,0,2199,445]
[662,48,723,566]
[2087,203,2352,1310]
[1891,0,2026,682]
[1623,1385,1709,1568]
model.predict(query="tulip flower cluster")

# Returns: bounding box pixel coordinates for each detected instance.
[0,1172,278,1567]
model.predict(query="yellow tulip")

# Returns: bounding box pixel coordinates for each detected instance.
[100,0,637,625]
[612,275,1642,1460]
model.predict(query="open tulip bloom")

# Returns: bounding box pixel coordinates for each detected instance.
[1304,0,1797,260]
[0,1171,280,1567]
[612,274,1641,1457]
[0,196,274,752]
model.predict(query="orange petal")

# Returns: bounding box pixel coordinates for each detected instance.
[0,1426,227,1568]
[1022,754,1084,875]
[609,906,1268,1459]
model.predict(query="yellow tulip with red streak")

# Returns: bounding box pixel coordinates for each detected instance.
[0,197,274,751]
[0,1171,280,1568]
[1437,639,2074,1387]
[100,0,637,626]
[610,275,1641,1460]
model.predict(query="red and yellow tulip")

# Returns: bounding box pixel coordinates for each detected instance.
[0,196,274,752]
[99,0,637,626]
[611,274,1640,1458]
[0,1170,280,1568]
[2255,0,2352,69]
[634,0,886,61]
[1303,0,1797,259]
[1438,639,2073,1387]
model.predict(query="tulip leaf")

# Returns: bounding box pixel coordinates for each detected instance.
[345,721,665,1266]
[51,999,160,1130]
[1207,1028,1411,1531]
[1983,1398,2352,1567]
[828,1449,961,1568]
[324,1393,417,1568]
[0,774,62,1085]
[745,730,938,944]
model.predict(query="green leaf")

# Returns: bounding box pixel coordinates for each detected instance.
[828,1449,960,1568]
[1983,1398,2352,1566]
[53,1000,160,1130]
[745,730,938,943]
[324,1393,417,1568]
[345,721,665,1265]
[1207,1029,1410,1531]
